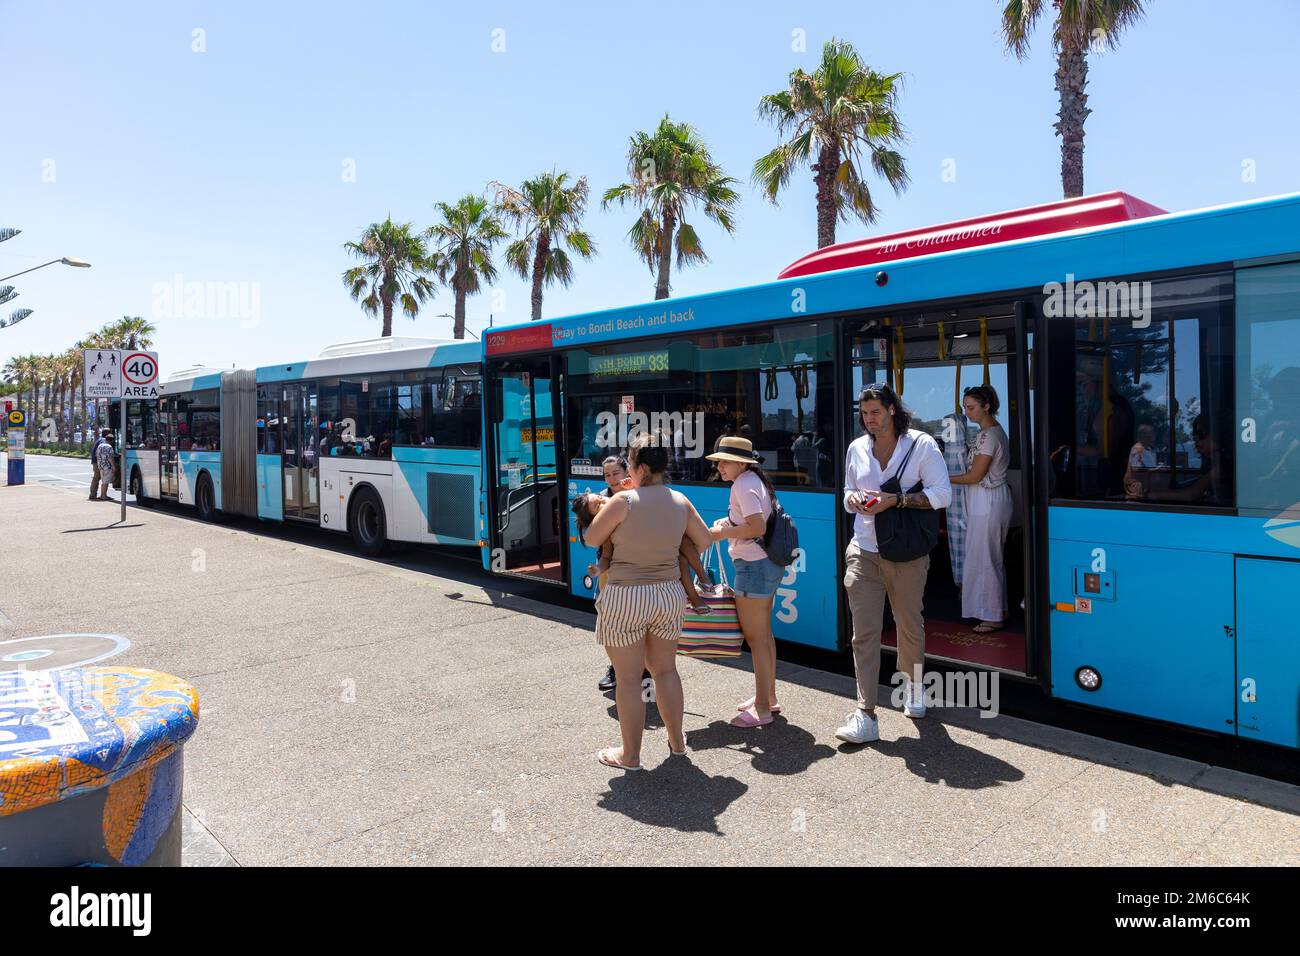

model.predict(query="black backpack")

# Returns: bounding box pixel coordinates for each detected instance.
[763,493,800,569]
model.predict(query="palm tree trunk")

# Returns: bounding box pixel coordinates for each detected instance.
[655,211,675,300]
[1054,41,1089,199]
[530,233,549,322]
[453,270,467,340]
[382,293,394,338]
[813,143,841,248]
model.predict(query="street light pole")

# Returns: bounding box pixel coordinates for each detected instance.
[0,257,92,283]
[436,313,478,339]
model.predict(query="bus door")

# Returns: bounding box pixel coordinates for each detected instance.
[488,356,565,584]
[843,300,1035,675]
[282,382,319,521]
[159,397,179,498]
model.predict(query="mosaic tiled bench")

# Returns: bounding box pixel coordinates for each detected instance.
[0,667,200,866]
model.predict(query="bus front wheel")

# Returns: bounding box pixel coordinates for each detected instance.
[349,487,388,557]
[131,468,156,508]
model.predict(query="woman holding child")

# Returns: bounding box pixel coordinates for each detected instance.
[578,432,713,771]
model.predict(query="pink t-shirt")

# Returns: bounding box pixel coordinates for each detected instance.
[728,470,772,562]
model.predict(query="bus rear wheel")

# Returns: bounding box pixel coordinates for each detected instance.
[349,487,388,556]
[195,473,218,522]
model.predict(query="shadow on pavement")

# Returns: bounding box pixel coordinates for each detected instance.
[61,523,144,532]
[596,758,747,835]
[685,717,838,776]
[864,719,1025,789]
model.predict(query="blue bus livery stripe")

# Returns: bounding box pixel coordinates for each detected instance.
[256,364,307,384]
[178,455,222,511]
[391,446,480,543]
[1049,505,1300,559]
[255,454,283,520]
[425,341,479,368]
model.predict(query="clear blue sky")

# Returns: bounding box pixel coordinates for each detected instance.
[3,0,1298,376]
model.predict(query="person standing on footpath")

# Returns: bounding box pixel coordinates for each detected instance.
[836,383,951,745]
[93,430,117,502]
[88,429,112,500]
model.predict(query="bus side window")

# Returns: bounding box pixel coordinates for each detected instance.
[1236,262,1300,517]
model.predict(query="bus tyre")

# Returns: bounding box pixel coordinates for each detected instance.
[131,468,156,508]
[349,486,388,557]
[195,472,218,523]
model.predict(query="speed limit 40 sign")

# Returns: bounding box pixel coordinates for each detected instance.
[121,351,159,398]
[84,349,159,399]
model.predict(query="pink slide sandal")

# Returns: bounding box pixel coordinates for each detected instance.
[730,709,774,728]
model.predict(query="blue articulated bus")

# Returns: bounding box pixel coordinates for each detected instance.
[479,191,1300,751]
[129,337,485,555]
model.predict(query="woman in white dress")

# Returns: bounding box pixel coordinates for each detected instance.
[949,385,1012,633]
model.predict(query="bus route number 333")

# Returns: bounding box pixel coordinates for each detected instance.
[774,547,806,625]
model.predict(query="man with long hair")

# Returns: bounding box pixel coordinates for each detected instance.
[836,383,951,744]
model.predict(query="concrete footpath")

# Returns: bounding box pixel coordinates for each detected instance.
[1,480,1296,866]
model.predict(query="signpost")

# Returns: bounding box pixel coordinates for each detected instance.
[82,349,159,521]
[5,408,25,486]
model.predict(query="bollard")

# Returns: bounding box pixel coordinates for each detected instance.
[0,666,200,866]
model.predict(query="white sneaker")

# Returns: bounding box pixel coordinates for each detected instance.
[835,709,879,744]
[903,679,927,719]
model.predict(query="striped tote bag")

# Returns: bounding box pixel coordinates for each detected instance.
[678,544,744,658]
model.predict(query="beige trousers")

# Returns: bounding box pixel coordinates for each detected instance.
[843,542,928,710]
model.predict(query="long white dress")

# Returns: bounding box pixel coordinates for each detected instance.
[961,424,1013,621]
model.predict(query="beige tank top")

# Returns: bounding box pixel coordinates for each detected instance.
[605,485,690,586]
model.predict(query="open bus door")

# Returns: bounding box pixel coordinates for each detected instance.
[487,355,566,584]
[843,299,1037,676]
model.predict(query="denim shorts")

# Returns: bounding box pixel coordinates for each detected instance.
[732,557,784,598]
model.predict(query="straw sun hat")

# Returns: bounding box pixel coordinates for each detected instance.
[706,436,760,465]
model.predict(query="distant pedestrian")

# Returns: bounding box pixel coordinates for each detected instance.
[89,429,113,500]
[93,431,116,501]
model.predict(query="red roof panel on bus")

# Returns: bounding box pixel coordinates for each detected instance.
[777,191,1167,280]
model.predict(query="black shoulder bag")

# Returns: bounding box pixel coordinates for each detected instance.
[874,436,940,562]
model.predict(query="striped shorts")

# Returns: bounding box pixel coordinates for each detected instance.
[594,580,687,648]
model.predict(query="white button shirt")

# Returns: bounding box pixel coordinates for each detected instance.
[843,429,953,553]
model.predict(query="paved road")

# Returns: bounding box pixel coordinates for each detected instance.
[1,451,130,498]
[2,480,1297,866]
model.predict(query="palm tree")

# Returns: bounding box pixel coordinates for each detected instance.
[10,354,37,422]
[426,195,507,340]
[342,219,439,338]
[754,38,908,249]
[491,171,596,322]
[48,352,68,442]
[2,354,34,415]
[1002,0,1148,198]
[109,315,157,351]
[30,353,52,444]
[604,116,740,300]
